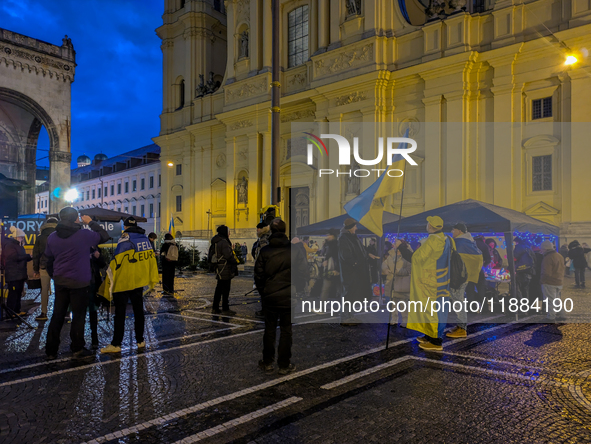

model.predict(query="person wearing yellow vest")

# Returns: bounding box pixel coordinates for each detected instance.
[446,223,483,338]
[407,216,454,351]
[101,217,159,353]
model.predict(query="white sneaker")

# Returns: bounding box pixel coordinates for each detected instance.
[100,344,122,354]
[137,341,145,349]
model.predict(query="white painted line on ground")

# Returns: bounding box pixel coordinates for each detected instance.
[0,327,256,387]
[170,397,303,444]
[186,310,265,324]
[162,312,243,327]
[320,356,413,390]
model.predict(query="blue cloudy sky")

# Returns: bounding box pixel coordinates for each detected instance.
[1,0,163,168]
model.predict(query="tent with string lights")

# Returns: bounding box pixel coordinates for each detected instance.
[382,199,560,302]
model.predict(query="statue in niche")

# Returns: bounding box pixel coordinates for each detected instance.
[236,176,248,205]
[205,71,219,93]
[239,30,249,58]
[346,161,360,195]
[346,0,362,15]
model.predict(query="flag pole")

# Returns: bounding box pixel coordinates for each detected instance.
[385,152,408,350]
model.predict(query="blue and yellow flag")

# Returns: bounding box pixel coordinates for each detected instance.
[169,215,176,239]
[343,130,409,236]
[455,235,484,284]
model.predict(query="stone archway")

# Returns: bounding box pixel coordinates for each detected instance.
[0,28,76,213]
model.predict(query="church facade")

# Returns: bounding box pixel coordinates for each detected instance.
[154,0,591,243]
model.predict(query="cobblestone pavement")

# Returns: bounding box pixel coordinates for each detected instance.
[1,273,591,443]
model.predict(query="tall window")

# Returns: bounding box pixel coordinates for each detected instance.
[125,182,129,193]
[158,174,161,187]
[97,188,101,198]
[104,186,108,197]
[176,164,182,175]
[132,180,137,192]
[132,206,137,215]
[532,155,552,191]
[117,183,121,194]
[92,189,95,199]
[178,79,185,109]
[176,195,182,212]
[149,203,154,217]
[87,191,90,200]
[532,97,552,120]
[141,178,145,190]
[159,202,161,217]
[288,6,309,68]
[149,176,154,188]
[141,204,145,216]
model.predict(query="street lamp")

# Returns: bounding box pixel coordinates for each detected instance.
[64,188,79,207]
[565,55,578,65]
[167,162,173,167]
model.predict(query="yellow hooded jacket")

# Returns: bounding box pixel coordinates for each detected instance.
[407,232,454,338]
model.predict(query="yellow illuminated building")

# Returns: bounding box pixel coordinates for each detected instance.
[154,0,591,243]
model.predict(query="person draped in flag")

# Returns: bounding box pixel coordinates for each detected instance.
[407,216,454,351]
[446,223,483,339]
[101,217,159,353]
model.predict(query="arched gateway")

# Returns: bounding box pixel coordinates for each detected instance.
[0,28,76,214]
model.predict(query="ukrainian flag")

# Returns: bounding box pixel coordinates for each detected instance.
[455,236,484,284]
[169,215,176,238]
[343,130,409,237]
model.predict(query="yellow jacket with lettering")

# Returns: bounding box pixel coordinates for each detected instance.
[101,228,159,300]
[407,232,454,338]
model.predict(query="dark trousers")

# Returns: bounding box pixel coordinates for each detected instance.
[213,279,232,310]
[516,272,532,304]
[112,288,145,347]
[262,309,292,368]
[88,284,99,345]
[575,267,586,286]
[162,260,176,293]
[46,285,89,355]
[6,280,25,314]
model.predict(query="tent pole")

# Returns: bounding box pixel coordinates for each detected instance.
[386,162,407,350]
[504,232,517,322]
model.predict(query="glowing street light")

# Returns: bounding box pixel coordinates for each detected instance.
[64,188,79,206]
[565,55,578,65]
[167,162,174,167]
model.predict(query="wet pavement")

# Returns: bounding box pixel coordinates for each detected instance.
[1,272,591,443]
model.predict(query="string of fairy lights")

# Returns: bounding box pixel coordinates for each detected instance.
[384,231,559,249]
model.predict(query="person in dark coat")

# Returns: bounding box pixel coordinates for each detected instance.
[88,246,106,349]
[568,240,591,288]
[209,225,238,314]
[366,238,380,284]
[255,218,308,375]
[319,228,340,309]
[471,235,492,301]
[33,217,58,321]
[44,208,109,359]
[529,246,544,309]
[486,238,503,270]
[338,218,371,326]
[513,237,536,310]
[2,227,31,318]
[160,233,178,295]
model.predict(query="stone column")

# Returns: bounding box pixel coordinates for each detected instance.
[226,136,236,231]
[317,0,329,50]
[443,91,466,204]
[329,0,341,47]
[248,133,260,225]
[422,95,444,210]
[49,150,72,213]
[262,131,272,205]
[262,1,273,70]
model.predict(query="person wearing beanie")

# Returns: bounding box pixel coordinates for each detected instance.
[540,241,566,321]
[160,232,179,295]
[32,217,58,321]
[252,222,271,262]
[1,226,32,318]
[338,217,371,326]
[567,240,591,288]
[101,216,159,354]
[208,225,238,314]
[407,216,455,351]
[44,208,109,360]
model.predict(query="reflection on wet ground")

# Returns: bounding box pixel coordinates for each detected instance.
[0,273,590,443]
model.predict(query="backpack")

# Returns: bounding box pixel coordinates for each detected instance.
[208,243,218,264]
[165,243,179,261]
[447,236,468,290]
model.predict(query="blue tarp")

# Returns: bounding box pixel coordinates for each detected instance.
[382,199,559,235]
[297,211,402,236]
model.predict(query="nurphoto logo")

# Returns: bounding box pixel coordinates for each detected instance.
[303,133,418,177]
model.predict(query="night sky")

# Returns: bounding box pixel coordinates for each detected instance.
[1,0,163,169]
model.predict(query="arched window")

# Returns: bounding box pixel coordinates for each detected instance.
[177,79,185,109]
[288,6,309,68]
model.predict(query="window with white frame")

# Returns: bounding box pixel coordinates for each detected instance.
[288,6,309,68]
[532,97,552,120]
[532,155,552,191]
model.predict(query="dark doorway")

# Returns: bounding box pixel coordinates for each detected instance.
[289,187,309,238]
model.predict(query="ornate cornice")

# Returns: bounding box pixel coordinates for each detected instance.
[225,78,268,102]
[335,91,367,106]
[281,109,316,122]
[0,41,75,82]
[229,119,253,130]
